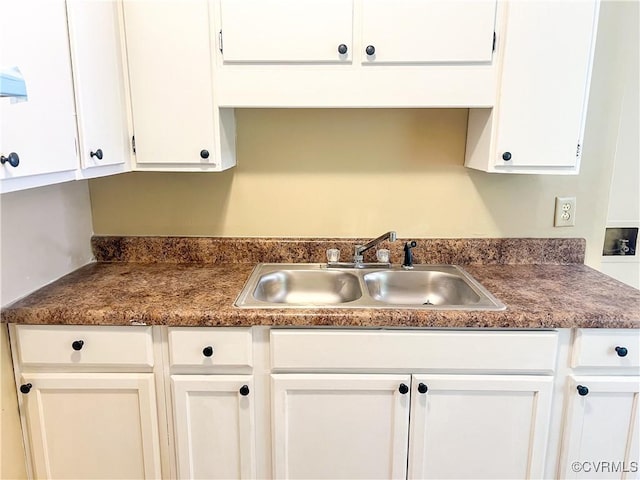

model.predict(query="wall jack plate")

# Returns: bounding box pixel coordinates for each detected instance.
[554,196,576,227]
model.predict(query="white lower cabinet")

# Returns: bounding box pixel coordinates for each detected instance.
[556,328,640,479]
[271,374,411,479]
[271,373,553,480]
[18,373,161,479]
[408,374,553,479]
[171,375,256,479]
[12,326,640,480]
[559,377,640,479]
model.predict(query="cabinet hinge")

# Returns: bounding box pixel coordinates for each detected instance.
[576,143,581,158]
[219,30,223,53]
[131,135,136,154]
[492,32,496,52]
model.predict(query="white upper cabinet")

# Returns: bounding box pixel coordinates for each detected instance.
[219,0,496,65]
[214,0,499,107]
[361,0,496,64]
[66,0,131,177]
[220,0,353,63]
[465,0,599,174]
[0,0,78,193]
[123,0,236,171]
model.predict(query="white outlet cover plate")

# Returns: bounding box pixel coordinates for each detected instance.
[555,196,576,227]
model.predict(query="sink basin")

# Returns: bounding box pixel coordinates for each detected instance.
[364,270,481,305]
[235,264,505,310]
[252,269,362,305]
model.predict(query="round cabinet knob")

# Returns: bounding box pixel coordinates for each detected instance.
[1,152,20,167]
[502,152,512,161]
[239,385,250,396]
[90,149,103,160]
[338,44,348,54]
[72,340,84,351]
[20,383,32,394]
[398,383,409,394]
[577,385,589,396]
[417,383,428,394]
[615,346,628,357]
[200,149,210,159]
[202,346,214,357]
[365,45,376,56]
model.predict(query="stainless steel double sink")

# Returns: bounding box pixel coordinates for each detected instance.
[235,264,505,310]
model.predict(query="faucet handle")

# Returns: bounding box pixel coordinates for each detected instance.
[353,245,364,263]
[402,241,417,269]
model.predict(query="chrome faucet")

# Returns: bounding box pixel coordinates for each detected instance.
[353,231,397,266]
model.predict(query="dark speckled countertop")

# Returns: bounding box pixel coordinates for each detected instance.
[2,237,639,329]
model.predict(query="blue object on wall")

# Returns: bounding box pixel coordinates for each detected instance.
[0,66,28,100]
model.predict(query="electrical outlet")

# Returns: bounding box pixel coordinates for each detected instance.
[554,196,576,227]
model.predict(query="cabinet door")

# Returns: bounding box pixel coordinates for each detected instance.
[408,374,554,479]
[122,0,216,166]
[18,373,161,479]
[0,0,77,183]
[361,0,496,64]
[172,375,256,479]
[494,0,598,169]
[272,374,411,479]
[66,0,130,172]
[220,0,353,63]
[559,376,640,479]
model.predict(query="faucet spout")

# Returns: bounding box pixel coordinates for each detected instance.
[354,231,397,264]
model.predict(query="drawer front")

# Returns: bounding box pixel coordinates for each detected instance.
[572,329,640,369]
[14,325,154,369]
[271,329,559,373]
[168,328,252,370]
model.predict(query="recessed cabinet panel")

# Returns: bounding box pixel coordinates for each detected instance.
[272,374,411,479]
[494,0,597,169]
[123,0,217,165]
[220,0,353,63]
[66,0,130,170]
[172,375,256,479]
[361,0,497,64]
[20,373,161,479]
[0,0,77,182]
[559,376,640,478]
[408,375,553,479]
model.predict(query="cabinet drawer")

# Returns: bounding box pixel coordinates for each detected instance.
[572,329,640,369]
[271,329,558,373]
[168,328,252,370]
[13,325,154,369]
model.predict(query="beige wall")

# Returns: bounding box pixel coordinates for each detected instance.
[1,180,95,478]
[1,181,94,306]
[89,1,632,269]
